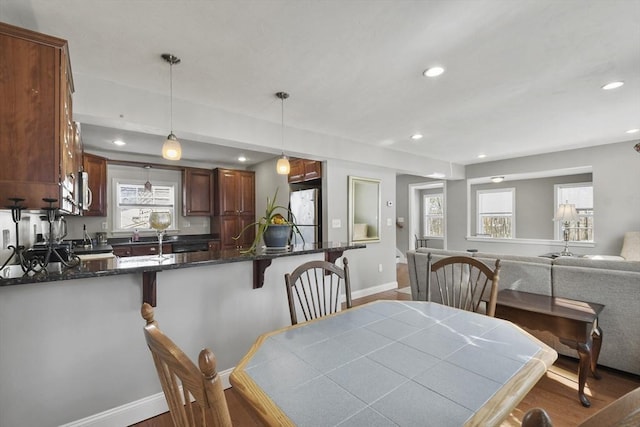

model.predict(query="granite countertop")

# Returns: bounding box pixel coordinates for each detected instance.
[0,242,364,287]
[108,233,218,246]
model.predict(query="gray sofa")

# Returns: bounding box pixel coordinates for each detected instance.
[407,248,640,375]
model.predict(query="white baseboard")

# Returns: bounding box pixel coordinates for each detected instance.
[350,281,398,300]
[61,284,397,427]
[60,368,234,427]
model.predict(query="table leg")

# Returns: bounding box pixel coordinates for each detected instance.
[577,341,592,407]
[591,325,603,380]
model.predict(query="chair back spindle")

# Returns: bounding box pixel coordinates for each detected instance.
[426,254,501,316]
[141,303,232,427]
[284,258,352,325]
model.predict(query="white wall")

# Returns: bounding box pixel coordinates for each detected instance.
[0,254,323,426]
[446,140,640,256]
[324,160,397,292]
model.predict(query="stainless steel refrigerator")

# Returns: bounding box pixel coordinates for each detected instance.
[289,188,319,245]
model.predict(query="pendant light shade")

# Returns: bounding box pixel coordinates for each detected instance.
[277,155,290,174]
[162,133,182,160]
[161,53,182,160]
[276,91,290,175]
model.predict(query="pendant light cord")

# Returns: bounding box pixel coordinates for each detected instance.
[281,94,284,154]
[169,61,173,134]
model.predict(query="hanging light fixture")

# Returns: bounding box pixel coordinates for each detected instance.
[144,165,153,192]
[161,53,182,160]
[275,91,290,175]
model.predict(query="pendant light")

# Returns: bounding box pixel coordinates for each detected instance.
[144,165,152,192]
[275,91,290,175]
[161,53,182,160]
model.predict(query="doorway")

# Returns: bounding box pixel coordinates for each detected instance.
[408,181,446,250]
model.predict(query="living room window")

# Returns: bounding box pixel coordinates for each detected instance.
[423,193,444,237]
[555,183,593,241]
[113,181,177,232]
[477,188,515,238]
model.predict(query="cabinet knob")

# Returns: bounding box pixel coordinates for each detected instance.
[149,247,156,252]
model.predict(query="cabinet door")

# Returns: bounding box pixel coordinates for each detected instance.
[220,216,240,249]
[0,26,62,209]
[238,171,255,214]
[208,240,220,253]
[303,160,322,181]
[216,169,239,215]
[83,153,107,216]
[183,168,213,216]
[112,246,132,257]
[238,215,256,248]
[131,243,172,257]
[288,159,304,183]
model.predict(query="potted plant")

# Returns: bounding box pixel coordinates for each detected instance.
[234,187,304,252]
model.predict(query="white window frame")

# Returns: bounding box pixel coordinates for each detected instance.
[554,182,594,242]
[112,179,178,232]
[476,188,516,238]
[423,193,444,237]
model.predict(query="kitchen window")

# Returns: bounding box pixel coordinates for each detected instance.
[113,181,177,232]
[555,183,594,241]
[477,188,515,238]
[423,193,444,237]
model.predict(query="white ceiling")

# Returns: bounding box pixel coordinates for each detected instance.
[1,0,639,169]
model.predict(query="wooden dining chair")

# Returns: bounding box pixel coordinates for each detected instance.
[522,387,640,427]
[141,303,232,427]
[426,253,501,317]
[284,257,352,325]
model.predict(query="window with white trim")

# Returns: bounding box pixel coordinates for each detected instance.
[477,188,515,238]
[555,183,593,241]
[113,181,177,232]
[423,193,444,237]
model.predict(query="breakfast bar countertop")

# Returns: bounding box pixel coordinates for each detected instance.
[0,242,364,287]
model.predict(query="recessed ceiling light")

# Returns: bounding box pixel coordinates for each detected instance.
[477,154,487,159]
[602,81,624,90]
[428,172,446,179]
[423,66,445,77]
[626,128,639,134]
[411,134,423,140]
[238,156,247,162]
[112,139,126,146]
[491,176,505,183]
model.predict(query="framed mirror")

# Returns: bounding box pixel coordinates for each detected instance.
[348,176,381,243]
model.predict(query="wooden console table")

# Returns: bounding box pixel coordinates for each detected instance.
[496,289,604,407]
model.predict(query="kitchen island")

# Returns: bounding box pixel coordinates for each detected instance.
[0,242,364,427]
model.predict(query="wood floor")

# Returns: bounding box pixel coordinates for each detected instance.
[132,265,640,426]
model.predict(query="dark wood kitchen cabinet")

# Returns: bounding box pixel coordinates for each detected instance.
[288,158,322,183]
[211,168,255,249]
[112,243,172,257]
[182,167,213,216]
[83,153,107,216]
[0,22,79,211]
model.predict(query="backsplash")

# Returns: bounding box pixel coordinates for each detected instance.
[0,210,39,261]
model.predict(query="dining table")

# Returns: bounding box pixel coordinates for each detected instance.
[230,300,557,426]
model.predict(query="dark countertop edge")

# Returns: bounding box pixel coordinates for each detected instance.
[0,243,365,287]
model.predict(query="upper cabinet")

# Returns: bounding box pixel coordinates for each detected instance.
[182,167,213,216]
[0,22,80,212]
[83,153,107,217]
[288,158,322,183]
[214,168,255,216]
[211,168,255,249]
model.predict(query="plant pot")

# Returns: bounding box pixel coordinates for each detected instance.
[263,224,292,248]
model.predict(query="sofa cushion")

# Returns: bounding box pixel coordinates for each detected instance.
[621,231,640,261]
[553,256,640,273]
[474,253,553,296]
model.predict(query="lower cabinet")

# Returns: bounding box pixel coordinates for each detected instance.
[212,215,255,250]
[112,243,172,257]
